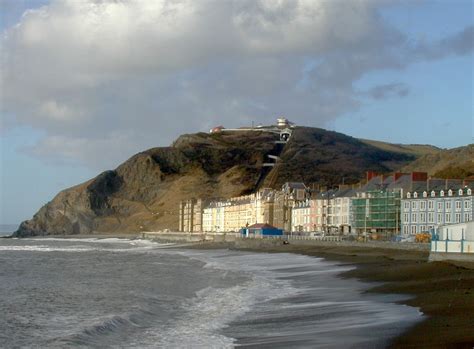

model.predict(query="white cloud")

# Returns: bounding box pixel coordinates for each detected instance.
[1,0,472,170]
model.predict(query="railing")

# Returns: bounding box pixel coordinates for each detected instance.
[238,234,342,242]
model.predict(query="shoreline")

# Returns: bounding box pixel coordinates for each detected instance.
[185,240,474,349]
[6,234,474,347]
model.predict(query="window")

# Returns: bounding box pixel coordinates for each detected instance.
[428,200,434,210]
[437,213,443,223]
[411,225,417,235]
[465,200,471,210]
[420,225,426,232]
[404,201,410,210]
[428,212,434,223]
[459,189,463,196]
[445,213,451,223]
[404,213,409,223]
[414,192,418,198]
[465,213,472,222]
[455,213,461,223]
[455,201,461,210]
[437,202,443,211]
[412,201,417,210]
[440,190,445,197]
[412,213,417,223]
[448,189,453,196]
[423,191,428,198]
[403,225,409,235]
[431,191,436,197]
[420,201,426,210]
[446,201,451,210]
[420,212,426,223]
[468,189,472,195]
[407,192,411,199]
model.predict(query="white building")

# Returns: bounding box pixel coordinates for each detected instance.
[430,221,474,261]
[401,187,473,236]
[291,200,311,233]
[327,188,354,234]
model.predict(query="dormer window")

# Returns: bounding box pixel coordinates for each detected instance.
[468,189,472,195]
[413,192,418,198]
[423,191,428,198]
[431,191,436,197]
[448,189,453,196]
[440,190,445,197]
[459,189,463,196]
[407,192,411,199]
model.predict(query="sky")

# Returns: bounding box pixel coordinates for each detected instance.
[0,0,473,225]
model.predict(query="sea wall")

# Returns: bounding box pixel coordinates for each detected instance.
[141,232,429,252]
[141,232,240,243]
[429,252,474,262]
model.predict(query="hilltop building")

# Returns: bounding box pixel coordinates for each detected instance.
[209,117,295,143]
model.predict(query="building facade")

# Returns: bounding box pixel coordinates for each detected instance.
[309,198,325,232]
[178,198,203,232]
[291,200,311,233]
[352,190,401,236]
[401,187,473,236]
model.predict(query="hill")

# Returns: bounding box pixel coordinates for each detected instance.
[13,127,465,237]
[401,144,474,177]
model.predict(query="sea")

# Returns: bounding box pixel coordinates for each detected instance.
[0,224,18,237]
[0,237,423,348]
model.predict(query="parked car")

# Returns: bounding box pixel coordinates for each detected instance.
[311,232,325,237]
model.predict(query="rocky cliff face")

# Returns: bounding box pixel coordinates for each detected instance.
[15,127,421,237]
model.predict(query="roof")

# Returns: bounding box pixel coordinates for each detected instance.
[283,182,307,190]
[333,187,356,198]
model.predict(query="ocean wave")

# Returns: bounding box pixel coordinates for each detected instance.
[1,238,176,253]
[139,251,303,348]
[0,245,98,252]
[25,237,173,246]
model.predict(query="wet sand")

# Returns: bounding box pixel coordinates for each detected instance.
[189,241,474,349]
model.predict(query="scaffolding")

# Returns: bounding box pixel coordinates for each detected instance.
[351,190,401,237]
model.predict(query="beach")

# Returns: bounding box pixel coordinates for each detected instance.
[187,239,474,348]
[4,234,473,348]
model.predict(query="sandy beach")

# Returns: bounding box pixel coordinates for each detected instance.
[186,240,474,349]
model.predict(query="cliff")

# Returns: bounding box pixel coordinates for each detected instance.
[15,127,444,237]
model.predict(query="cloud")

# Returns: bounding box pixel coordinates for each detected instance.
[1,0,472,170]
[414,25,474,60]
[368,83,410,100]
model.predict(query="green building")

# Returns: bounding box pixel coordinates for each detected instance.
[351,190,401,237]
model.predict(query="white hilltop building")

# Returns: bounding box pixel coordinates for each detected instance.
[209,117,295,143]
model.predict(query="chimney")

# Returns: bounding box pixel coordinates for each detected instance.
[411,172,428,182]
[367,171,377,182]
[463,179,474,187]
[394,172,405,181]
